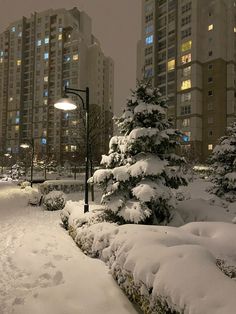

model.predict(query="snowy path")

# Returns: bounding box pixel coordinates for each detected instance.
[0,183,138,314]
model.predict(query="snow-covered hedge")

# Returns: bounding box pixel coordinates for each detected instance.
[61,202,236,314]
[39,180,84,195]
[43,191,66,211]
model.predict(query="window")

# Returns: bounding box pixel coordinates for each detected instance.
[234,27,236,33]
[181,105,191,115]
[43,99,48,105]
[145,24,154,34]
[208,103,213,110]
[44,76,48,82]
[208,77,213,83]
[15,125,19,131]
[208,64,213,70]
[11,26,16,32]
[208,90,213,96]
[44,52,49,60]
[182,2,192,14]
[71,145,77,152]
[58,34,62,40]
[181,15,191,27]
[208,24,214,31]
[181,92,191,102]
[181,79,191,90]
[181,40,192,52]
[17,60,21,66]
[208,51,213,56]
[145,35,153,45]
[144,68,153,78]
[208,117,214,124]
[167,59,175,71]
[208,130,213,137]
[44,37,49,44]
[181,53,191,64]
[182,131,191,142]
[181,27,191,39]
[182,118,190,127]
[43,90,48,97]
[37,40,42,46]
[208,144,213,150]
[73,54,79,61]
[183,66,191,77]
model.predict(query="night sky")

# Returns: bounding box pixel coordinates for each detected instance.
[0,0,141,115]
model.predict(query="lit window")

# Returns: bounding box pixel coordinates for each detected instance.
[73,54,79,61]
[145,35,153,45]
[234,27,236,33]
[43,99,48,105]
[58,27,63,32]
[208,24,213,31]
[208,144,213,150]
[183,66,191,77]
[15,125,19,131]
[37,40,42,46]
[15,117,20,124]
[168,59,175,71]
[181,40,192,52]
[71,145,77,152]
[41,138,47,145]
[9,97,13,102]
[181,79,191,90]
[0,58,3,63]
[65,145,69,152]
[11,26,16,32]
[58,34,62,40]
[44,76,48,82]
[0,51,3,56]
[183,131,191,142]
[182,118,190,127]
[181,53,191,64]
[64,56,70,62]
[17,60,21,66]
[43,90,48,97]
[44,37,49,44]
[18,32,22,37]
[44,52,49,60]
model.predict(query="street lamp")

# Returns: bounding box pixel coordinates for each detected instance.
[20,139,34,187]
[54,86,90,213]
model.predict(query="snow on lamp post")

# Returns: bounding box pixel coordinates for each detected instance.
[54,86,90,213]
[20,139,34,187]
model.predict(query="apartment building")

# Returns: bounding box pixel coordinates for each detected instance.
[137,0,236,161]
[0,7,114,164]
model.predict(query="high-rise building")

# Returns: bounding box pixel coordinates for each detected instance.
[137,0,236,161]
[0,7,114,164]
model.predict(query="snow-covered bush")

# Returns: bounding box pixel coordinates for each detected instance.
[208,122,236,202]
[89,82,187,224]
[43,191,66,211]
[20,181,31,189]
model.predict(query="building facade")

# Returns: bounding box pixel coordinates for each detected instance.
[0,7,114,164]
[137,0,236,161]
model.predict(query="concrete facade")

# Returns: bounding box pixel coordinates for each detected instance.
[0,8,114,164]
[138,0,236,161]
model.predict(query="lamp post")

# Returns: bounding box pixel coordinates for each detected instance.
[20,138,34,187]
[54,86,90,213]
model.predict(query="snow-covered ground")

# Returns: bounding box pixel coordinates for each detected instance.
[0,182,138,314]
[62,178,236,314]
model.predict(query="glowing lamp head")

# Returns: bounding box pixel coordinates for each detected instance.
[54,97,77,111]
[20,143,30,149]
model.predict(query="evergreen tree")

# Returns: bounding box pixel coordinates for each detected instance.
[90,82,187,224]
[209,122,236,202]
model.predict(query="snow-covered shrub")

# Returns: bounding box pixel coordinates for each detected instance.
[89,82,187,224]
[20,181,31,189]
[208,122,236,202]
[43,191,66,211]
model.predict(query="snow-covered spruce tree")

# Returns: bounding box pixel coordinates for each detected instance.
[90,82,187,224]
[209,122,236,202]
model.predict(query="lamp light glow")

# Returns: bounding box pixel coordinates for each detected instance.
[54,98,77,111]
[20,143,30,149]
